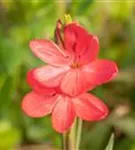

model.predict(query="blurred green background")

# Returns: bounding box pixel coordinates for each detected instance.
[0,0,135,149]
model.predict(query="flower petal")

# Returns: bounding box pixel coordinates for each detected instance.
[73,93,109,121]
[60,69,84,96]
[52,95,76,133]
[64,23,99,64]
[29,39,72,66]
[27,69,55,95]
[64,23,89,53]
[82,59,118,86]
[22,91,58,117]
[60,69,95,96]
[78,35,99,65]
[33,65,69,87]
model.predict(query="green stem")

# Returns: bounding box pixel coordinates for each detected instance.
[62,118,83,150]
[63,132,68,150]
[76,119,83,150]
[69,118,77,149]
[62,119,77,150]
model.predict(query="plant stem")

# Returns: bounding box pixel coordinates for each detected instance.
[69,118,77,149]
[76,118,83,150]
[63,132,68,150]
[62,118,83,150]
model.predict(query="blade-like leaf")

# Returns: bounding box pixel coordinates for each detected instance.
[105,133,114,150]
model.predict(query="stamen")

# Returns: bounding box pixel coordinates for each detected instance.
[71,62,81,68]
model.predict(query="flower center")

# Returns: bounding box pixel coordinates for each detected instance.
[71,62,81,68]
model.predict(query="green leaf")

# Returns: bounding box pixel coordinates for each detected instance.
[105,133,114,150]
[81,121,112,150]
[0,76,13,109]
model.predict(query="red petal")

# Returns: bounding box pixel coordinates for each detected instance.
[29,39,72,66]
[82,59,118,86]
[27,69,55,95]
[73,93,109,121]
[22,91,58,117]
[60,69,84,96]
[64,23,99,64]
[60,69,95,96]
[33,65,69,87]
[52,95,76,133]
[78,35,99,65]
[64,23,89,53]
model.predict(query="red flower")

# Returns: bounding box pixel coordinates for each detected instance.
[28,21,118,96]
[22,70,108,133]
